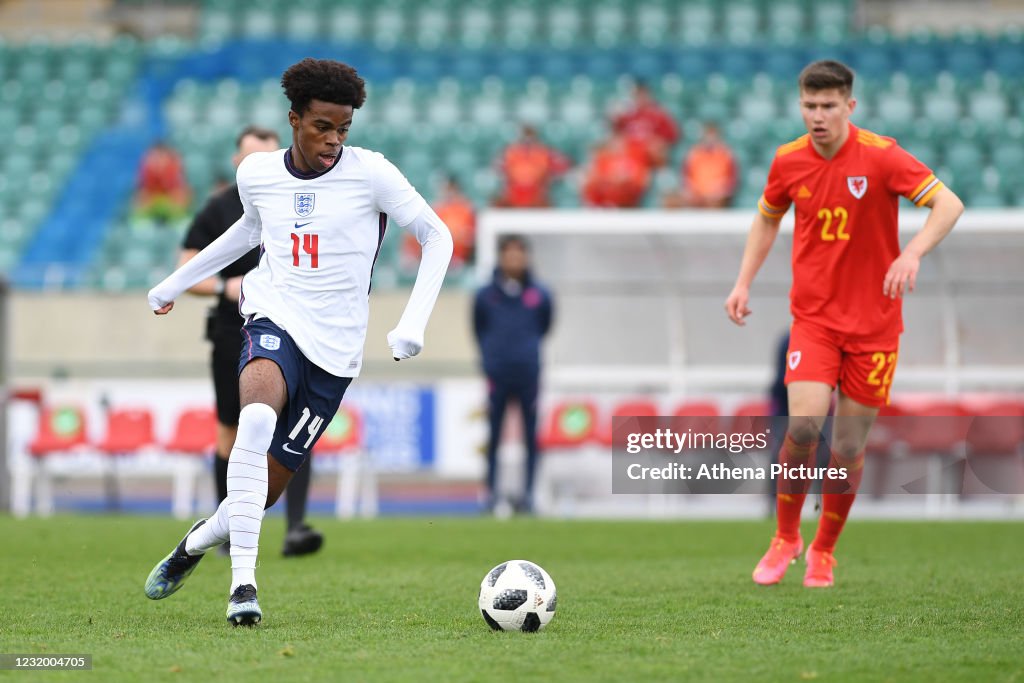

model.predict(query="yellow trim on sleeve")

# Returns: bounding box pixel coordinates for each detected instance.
[915,181,944,207]
[910,174,937,200]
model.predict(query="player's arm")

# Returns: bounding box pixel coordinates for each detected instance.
[882,186,964,299]
[177,249,221,296]
[148,214,260,314]
[725,208,785,326]
[177,249,243,302]
[388,204,454,359]
[371,154,454,360]
[727,156,789,325]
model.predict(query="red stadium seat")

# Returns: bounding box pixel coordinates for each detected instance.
[96,408,156,455]
[728,398,773,437]
[899,400,972,457]
[539,400,600,449]
[963,401,1024,456]
[314,404,364,455]
[671,400,721,434]
[29,405,88,457]
[164,407,218,456]
[597,399,660,446]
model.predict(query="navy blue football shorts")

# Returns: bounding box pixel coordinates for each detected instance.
[238,317,353,472]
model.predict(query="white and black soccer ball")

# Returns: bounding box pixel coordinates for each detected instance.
[478,560,557,632]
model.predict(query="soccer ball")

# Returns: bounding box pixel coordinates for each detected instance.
[478,560,557,632]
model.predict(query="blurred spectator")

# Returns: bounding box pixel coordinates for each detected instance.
[404,175,476,273]
[664,122,738,208]
[474,235,554,516]
[611,80,680,169]
[134,141,191,223]
[581,132,651,208]
[494,125,571,208]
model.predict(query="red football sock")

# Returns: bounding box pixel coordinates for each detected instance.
[776,433,817,543]
[812,450,865,553]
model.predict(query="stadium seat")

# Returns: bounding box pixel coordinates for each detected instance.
[597,398,661,447]
[728,399,773,440]
[958,400,1024,495]
[96,408,155,455]
[672,400,722,435]
[164,407,218,456]
[18,406,94,516]
[539,400,600,449]
[314,405,376,518]
[29,405,89,457]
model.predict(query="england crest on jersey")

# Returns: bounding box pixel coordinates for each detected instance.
[847,176,867,199]
[294,193,315,217]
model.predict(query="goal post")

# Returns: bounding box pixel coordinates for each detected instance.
[476,209,1024,395]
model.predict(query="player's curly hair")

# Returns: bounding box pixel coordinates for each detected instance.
[798,60,854,96]
[281,58,367,115]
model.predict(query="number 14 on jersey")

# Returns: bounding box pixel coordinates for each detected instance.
[291,232,319,268]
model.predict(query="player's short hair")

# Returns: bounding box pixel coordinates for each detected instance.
[235,125,279,148]
[499,234,529,253]
[281,58,367,116]
[798,60,855,97]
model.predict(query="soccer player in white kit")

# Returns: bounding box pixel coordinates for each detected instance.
[143,59,453,626]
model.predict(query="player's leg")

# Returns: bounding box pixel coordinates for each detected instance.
[518,374,541,514]
[281,457,324,557]
[804,345,892,587]
[484,376,510,513]
[227,357,287,583]
[754,321,840,585]
[212,339,241,555]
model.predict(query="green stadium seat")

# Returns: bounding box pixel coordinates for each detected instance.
[592,1,629,48]
[677,1,717,44]
[284,8,320,41]
[458,6,496,48]
[326,6,365,42]
[943,141,984,179]
[546,5,584,48]
[722,1,761,45]
[635,1,671,47]
[414,6,450,49]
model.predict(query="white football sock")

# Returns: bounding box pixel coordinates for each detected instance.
[227,403,277,592]
[184,498,230,556]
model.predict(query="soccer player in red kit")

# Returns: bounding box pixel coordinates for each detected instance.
[725,60,964,587]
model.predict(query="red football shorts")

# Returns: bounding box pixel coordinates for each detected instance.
[784,319,900,408]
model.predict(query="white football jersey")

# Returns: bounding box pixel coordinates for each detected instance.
[234,146,428,377]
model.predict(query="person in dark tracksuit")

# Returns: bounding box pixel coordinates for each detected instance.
[473,235,553,514]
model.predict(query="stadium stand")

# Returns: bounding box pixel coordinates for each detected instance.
[0,0,1020,291]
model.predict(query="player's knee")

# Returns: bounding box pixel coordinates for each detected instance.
[830,439,863,464]
[238,403,278,443]
[786,418,820,446]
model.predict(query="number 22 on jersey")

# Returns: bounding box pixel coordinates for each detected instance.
[291,232,319,268]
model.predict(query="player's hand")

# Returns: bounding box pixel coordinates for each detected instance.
[148,289,175,315]
[387,327,423,361]
[725,285,752,326]
[883,252,921,299]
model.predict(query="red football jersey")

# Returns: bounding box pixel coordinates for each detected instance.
[758,123,943,339]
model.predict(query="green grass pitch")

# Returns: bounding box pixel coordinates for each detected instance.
[1,516,1021,682]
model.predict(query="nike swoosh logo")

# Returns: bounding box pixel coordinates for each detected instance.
[294,222,312,230]
[281,443,304,454]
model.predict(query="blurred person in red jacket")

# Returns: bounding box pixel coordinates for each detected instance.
[581,132,651,207]
[664,121,739,208]
[611,80,680,169]
[135,141,192,223]
[494,125,571,207]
